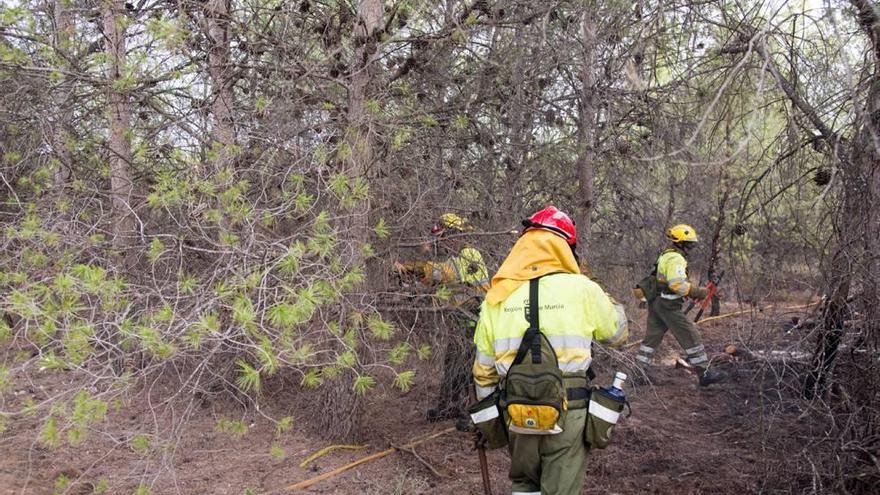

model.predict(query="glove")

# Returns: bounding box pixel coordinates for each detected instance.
[632,287,646,301]
[688,286,709,300]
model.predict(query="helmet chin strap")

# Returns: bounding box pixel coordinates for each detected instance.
[674,241,696,253]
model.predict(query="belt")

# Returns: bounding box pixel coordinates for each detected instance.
[567,387,590,401]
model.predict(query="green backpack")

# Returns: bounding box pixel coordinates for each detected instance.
[499,276,567,435]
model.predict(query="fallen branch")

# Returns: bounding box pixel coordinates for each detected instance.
[395,444,444,478]
[696,302,820,325]
[285,427,456,491]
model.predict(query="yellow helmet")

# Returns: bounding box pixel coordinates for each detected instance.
[432,213,472,235]
[666,224,698,243]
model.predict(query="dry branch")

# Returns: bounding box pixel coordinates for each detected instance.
[285,427,456,491]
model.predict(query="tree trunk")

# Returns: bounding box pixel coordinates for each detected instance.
[205,0,236,168]
[319,0,384,441]
[575,6,597,252]
[342,0,383,252]
[50,0,74,186]
[800,0,880,398]
[707,185,730,316]
[102,0,135,249]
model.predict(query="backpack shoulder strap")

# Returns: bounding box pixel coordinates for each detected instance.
[512,277,542,366]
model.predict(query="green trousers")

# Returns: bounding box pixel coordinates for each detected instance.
[508,408,588,495]
[636,297,709,371]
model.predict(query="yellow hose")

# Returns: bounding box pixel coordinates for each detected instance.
[299,444,365,468]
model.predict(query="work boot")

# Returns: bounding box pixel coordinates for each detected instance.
[698,368,728,387]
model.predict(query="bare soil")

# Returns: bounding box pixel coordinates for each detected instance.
[0,304,818,494]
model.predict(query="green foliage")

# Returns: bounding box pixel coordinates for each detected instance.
[393,371,416,392]
[21,397,37,417]
[336,350,356,368]
[301,369,323,388]
[214,418,248,437]
[267,302,300,329]
[70,264,106,293]
[367,315,395,340]
[329,173,348,197]
[275,416,293,437]
[232,294,256,328]
[416,344,432,361]
[67,390,108,445]
[391,127,412,150]
[0,366,10,393]
[388,343,411,365]
[39,416,60,448]
[277,243,304,275]
[39,352,67,371]
[93,479,109,494]
[419,115,438,128]
[307,232,336,259]
[352,375,376,396]
[434,285,452,301]
[255,95,270,112]
[196,312,220,333]
[53,474,69,495]
[178,272,197,295]
[133,484,150,495]
[256,338,279,375]
[374,218,390,239]
[136,326,177,359]
[147,238,165,263]
[270,442,286,459]
[63,322,95,365]
[130,434,151,452]
[235,360,262,393]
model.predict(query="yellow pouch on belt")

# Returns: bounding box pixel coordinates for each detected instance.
[507,403,563,435]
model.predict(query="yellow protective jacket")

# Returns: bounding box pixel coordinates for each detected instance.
[400,246,490,292]
[472,272,628,399]
[656,248,697,298]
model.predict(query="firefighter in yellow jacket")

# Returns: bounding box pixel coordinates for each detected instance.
[395,213,490,421]
[635,224,726,386]
[472,206,628,495]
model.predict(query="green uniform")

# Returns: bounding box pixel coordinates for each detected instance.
[508,408,588,495]
[636,249,709,371]
[473,273,628,494]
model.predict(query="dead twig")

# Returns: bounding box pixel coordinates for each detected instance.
[395,444,445,479]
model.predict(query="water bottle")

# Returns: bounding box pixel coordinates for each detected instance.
[606,371,627,401]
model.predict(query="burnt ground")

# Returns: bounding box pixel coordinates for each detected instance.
[0,303,822,495]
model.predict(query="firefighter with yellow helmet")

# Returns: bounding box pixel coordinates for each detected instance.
[635,224,726,386]
[395,213,490,421]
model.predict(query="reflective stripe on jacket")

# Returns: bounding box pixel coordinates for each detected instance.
[656,249,691,297]
[472,273,628,399]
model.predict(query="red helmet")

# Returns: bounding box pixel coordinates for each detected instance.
[522,206,576,245]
